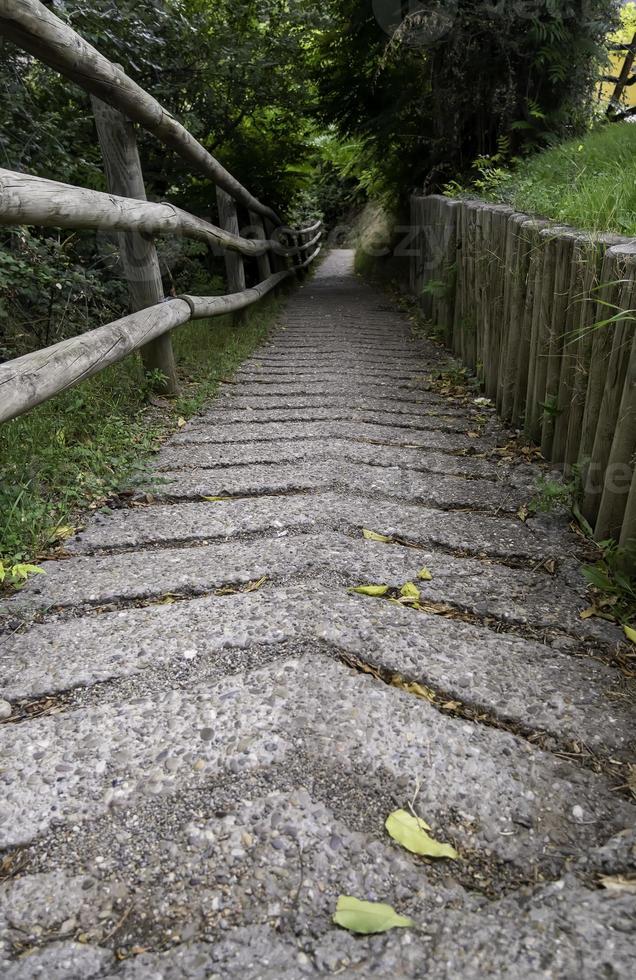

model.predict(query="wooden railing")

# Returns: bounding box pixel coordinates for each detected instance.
[0,0,322,422]
[410,194,636,550]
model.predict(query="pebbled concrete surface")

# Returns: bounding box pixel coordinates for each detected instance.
[0,251,634,978]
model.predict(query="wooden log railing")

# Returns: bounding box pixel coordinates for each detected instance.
[0,0,322,419]
[410,194,636,550]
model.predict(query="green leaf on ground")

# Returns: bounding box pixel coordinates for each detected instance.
[624,625,636,645]
[10,563,46,583]
[385,809,458,860]
[362,529,393,543]
[350,584,390,597]
[400,582,421,601]
[332,895,414,934]
[417,567,433,581]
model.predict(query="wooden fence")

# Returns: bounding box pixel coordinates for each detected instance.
[410,194,636,550]
[0,0,321,422]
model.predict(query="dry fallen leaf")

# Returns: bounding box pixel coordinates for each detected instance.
[392,676,436,702]
[598,874,636,895]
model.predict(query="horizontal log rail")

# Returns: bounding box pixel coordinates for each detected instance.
[0,0,323,418]
[0,0,280,225]
[0,170,304,258]
[0,247,321,425]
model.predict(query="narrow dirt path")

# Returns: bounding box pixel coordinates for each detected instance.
[1,250,634,978]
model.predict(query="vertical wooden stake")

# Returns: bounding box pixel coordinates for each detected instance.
[248,211,272,282]
[216,188,247,325]
[594,329,636,541]
[619,466,636,552]
[91,96,178,395]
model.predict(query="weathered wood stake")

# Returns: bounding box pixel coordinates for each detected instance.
[216,188,247,324]
[92,95,178,394]
[248,211,272,283]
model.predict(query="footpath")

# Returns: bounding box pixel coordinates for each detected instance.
[0,250,634,978]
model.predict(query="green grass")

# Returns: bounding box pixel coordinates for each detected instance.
[478,122,636,236]
[0,294,286,567]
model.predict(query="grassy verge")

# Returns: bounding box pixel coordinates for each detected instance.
[0,292,286,568]
[464,122,636,236]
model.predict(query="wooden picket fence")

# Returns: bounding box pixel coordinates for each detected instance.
[0,0,321,423]
[410,194,636,550]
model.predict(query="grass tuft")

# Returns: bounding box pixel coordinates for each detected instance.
[478,122,636,236]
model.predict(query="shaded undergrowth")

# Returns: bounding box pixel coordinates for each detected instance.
[0,294,286,567]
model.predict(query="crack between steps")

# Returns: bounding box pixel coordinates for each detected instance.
[334,649,632,792]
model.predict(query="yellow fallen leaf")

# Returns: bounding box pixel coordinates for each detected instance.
[624,625,636,645]
[417,567,433,581]
[202,496,230,502]
[350,584,390,597]
[332,895,414,934]
[400,582,421,601]
[385,809,458,860]
[49,525,76,542]
[517,505,529,523]
[363,529,394,543]
[579,607,597,620]
[392,677,436,702]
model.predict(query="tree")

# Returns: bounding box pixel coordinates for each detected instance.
[315,0,620,203]
[0,0,321,357]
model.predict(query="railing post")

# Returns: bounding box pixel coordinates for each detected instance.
[216,188,246,279]
[216,187,247,325]
[91,95,179,395]
[296,229,308,270]
[248,211,272,282]
[265,219,290,274]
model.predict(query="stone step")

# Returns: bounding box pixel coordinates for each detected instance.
[151,461,524,513]
[1,588,628,753]
[156,438,506,481]
[1,655,632,860]
[1,532,612,647]
[171,419,481,451]
[64,493,574,561]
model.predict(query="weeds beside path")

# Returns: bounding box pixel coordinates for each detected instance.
[0,296,285,569]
